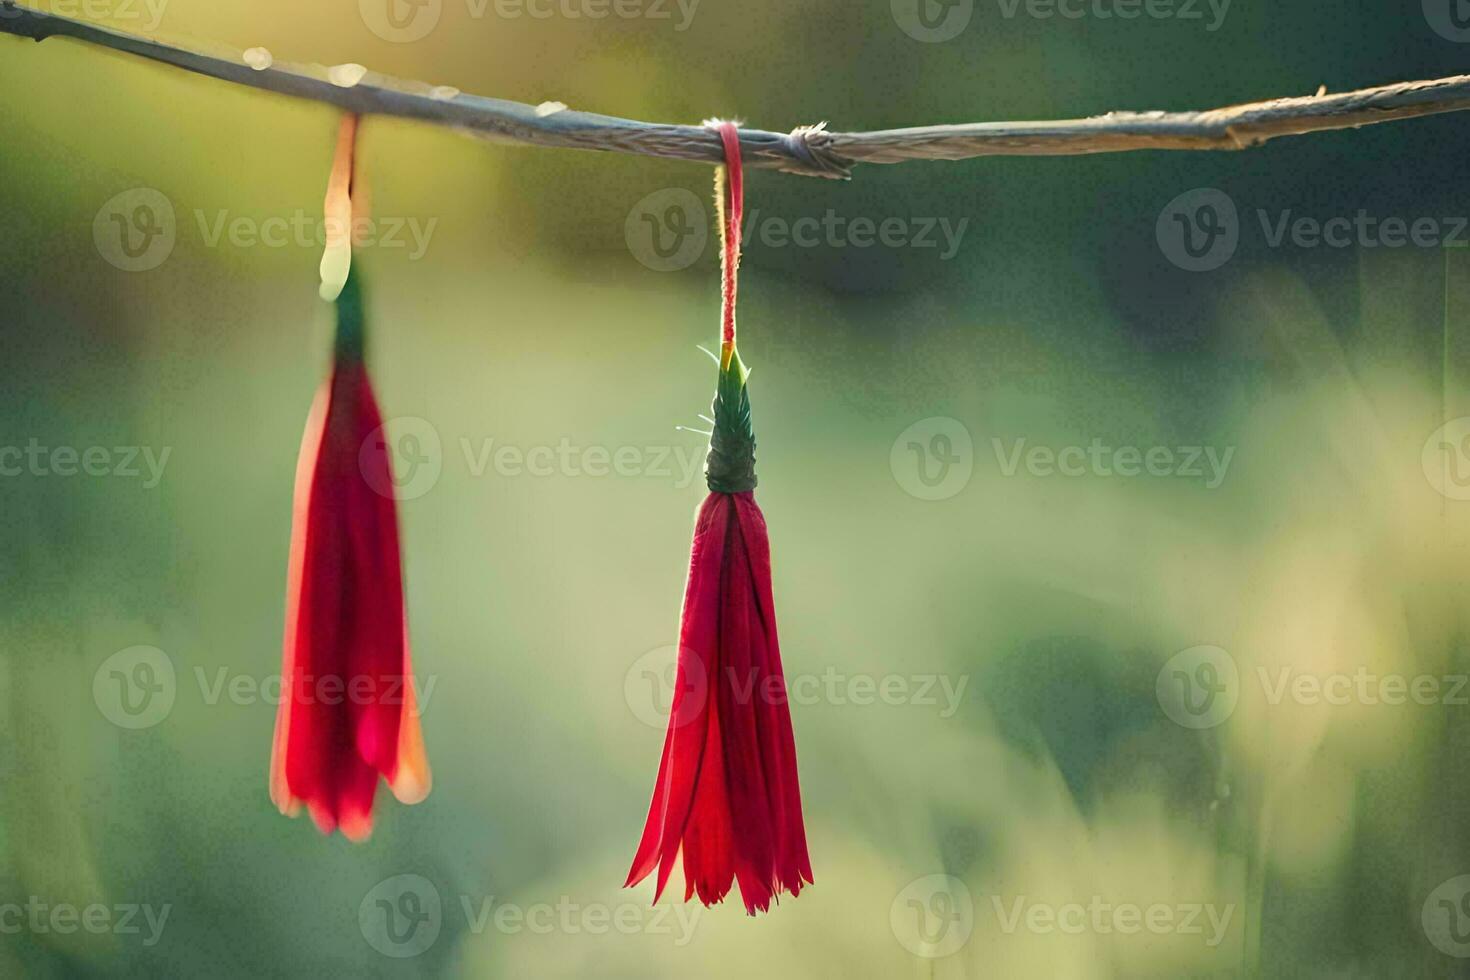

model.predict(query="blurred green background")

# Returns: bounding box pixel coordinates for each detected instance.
[5,2,1470,976]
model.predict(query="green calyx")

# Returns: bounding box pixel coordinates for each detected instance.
[704,345,757,493]
[333,267,366,362]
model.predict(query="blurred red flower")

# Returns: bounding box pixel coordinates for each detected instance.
[269,114,429,840]
[269,271,430,841]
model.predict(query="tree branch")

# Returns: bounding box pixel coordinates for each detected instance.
[5,2,1470,179]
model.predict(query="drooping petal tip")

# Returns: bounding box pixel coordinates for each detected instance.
[627,492,810,914]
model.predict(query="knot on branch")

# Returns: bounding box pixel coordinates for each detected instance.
[781,123,853,180]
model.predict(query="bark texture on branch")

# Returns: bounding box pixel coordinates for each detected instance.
[3,2,1468,179]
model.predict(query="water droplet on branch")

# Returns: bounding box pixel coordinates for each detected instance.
[329,63,368,88]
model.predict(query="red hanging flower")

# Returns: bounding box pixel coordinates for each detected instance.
[626,122,812,914]
[269,115,430,840]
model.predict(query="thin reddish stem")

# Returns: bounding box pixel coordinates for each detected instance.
[714,122,743,352]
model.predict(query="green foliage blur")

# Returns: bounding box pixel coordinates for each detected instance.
[4,1,1470,976]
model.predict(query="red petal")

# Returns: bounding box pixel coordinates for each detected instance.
[627,494,729,895]
[681,659,734,906]
[627,492,811,914]
[718,501,778,913]
[270,361,429,840]
[733,494,813,898]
